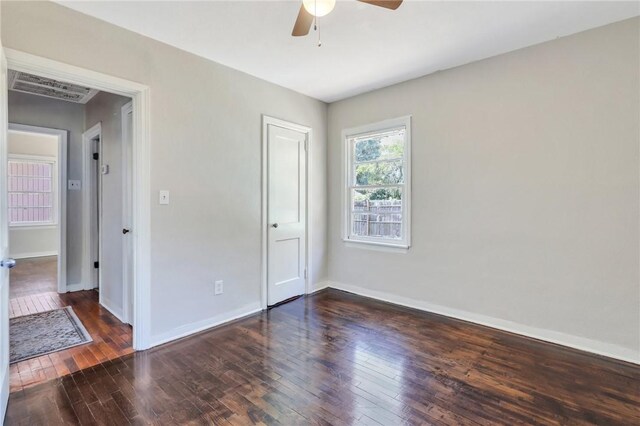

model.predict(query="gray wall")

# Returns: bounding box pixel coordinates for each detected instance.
[1,1,328,342]
[8,91,85,282]
[85,91,131,317]
[327,18,640,359]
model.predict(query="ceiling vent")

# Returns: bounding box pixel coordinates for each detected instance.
[8,70,99,104]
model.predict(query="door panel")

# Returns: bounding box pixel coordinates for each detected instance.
[0,46,11,419]
[267,124,306,306]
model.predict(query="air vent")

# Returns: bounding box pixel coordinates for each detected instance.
[8,70,99,104]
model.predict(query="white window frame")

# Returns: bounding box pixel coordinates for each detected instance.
[342,116,411,250]
[8,153,58,228]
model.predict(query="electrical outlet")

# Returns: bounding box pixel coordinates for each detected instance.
[214,280,223,295]
[68,180,81,190]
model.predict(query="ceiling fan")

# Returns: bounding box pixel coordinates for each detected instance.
[292,0,403,39]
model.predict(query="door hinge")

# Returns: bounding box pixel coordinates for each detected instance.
[94,261,99,269]
[304,268,308,279]
[304,140,308,152]
[92,153,99,160]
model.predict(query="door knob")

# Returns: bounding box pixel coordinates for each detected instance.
[272,223,279,228]
[1,258,16,269]
[122,228,131,234]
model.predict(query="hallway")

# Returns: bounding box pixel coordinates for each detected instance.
[9,257,133,392]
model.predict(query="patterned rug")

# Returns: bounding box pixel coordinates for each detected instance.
[10,306,93,363]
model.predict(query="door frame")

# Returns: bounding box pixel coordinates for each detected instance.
[81,123,101,295]
[121,101,133,324]
[4,48,152,350]
[260,115,312,310]
[7,123,67,294]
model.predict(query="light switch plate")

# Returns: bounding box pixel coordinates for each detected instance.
[68,180,81,190]
[159,190,170,205]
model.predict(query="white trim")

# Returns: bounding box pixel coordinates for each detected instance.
[6,48,152,350]
[12,251,58,260]
[309,280,330,294]
[326,281,640,365]
[342,116,412,249]
[81,123,101,295]
[65,283,85,293]
[150,303,262,348]
[8,123,67,294]
[101,294,125,323]
[121,101,133,324]
[261,115,312,310]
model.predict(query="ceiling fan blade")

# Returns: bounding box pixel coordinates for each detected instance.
[357,0,403,10]
[292,3,314,36]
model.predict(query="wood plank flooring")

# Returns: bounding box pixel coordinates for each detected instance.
[9,257,133,392]
[5,289,639,425]
[9,256,57,298]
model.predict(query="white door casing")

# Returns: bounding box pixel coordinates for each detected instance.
[266,122,307,306]
[82,124,101,292]
[122,101,133,324]
[3,48,153,350]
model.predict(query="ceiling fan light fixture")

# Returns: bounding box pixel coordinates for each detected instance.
[302,0,336,17]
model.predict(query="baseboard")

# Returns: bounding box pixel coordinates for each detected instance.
[150,302,262,348]
[100,296,125,323]
[65,283,85,293]
[309,280,331,294]
[327,281,640,365]
[0,359,8,424]
[11,251,57,260]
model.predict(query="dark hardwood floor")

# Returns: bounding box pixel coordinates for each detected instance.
[5,289,639,425]
[9,257,133,392]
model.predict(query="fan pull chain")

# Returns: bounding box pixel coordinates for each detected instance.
[313,0,321,47]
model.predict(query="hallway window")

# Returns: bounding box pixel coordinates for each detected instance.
[8,156,56,226]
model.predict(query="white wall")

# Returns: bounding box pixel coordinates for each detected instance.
[84,91,131,319]
[1,1,328,343]
[327,18,640,362]
[8,130,58,258]
[8,91,84,281]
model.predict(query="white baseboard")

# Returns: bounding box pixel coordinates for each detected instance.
[100,296,125,323]
[150,302,262,348]
[11,251,57,260]
[309,280,331,294]
[65,283,85,293]
[327,281,640,365]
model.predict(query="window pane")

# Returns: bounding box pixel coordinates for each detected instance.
[354,160,403,186]
[353,128,405,163]
[351,188,402,239]
[8,160,54,225]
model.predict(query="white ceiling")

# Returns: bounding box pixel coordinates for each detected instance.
[57,1,639,103]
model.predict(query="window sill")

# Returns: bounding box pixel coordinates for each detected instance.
[10,224,58,230]
[343,238,409,254]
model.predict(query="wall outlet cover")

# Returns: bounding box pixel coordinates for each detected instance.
[214,280,223,295]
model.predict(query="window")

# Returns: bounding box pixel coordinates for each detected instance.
[343,116,411,249]
[8,156,57,227]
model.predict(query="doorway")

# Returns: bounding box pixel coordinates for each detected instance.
[0,48,152,414]
[261,116,310,307]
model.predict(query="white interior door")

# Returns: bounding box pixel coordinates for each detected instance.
[0,46,12,420]
[267,124,307,306]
